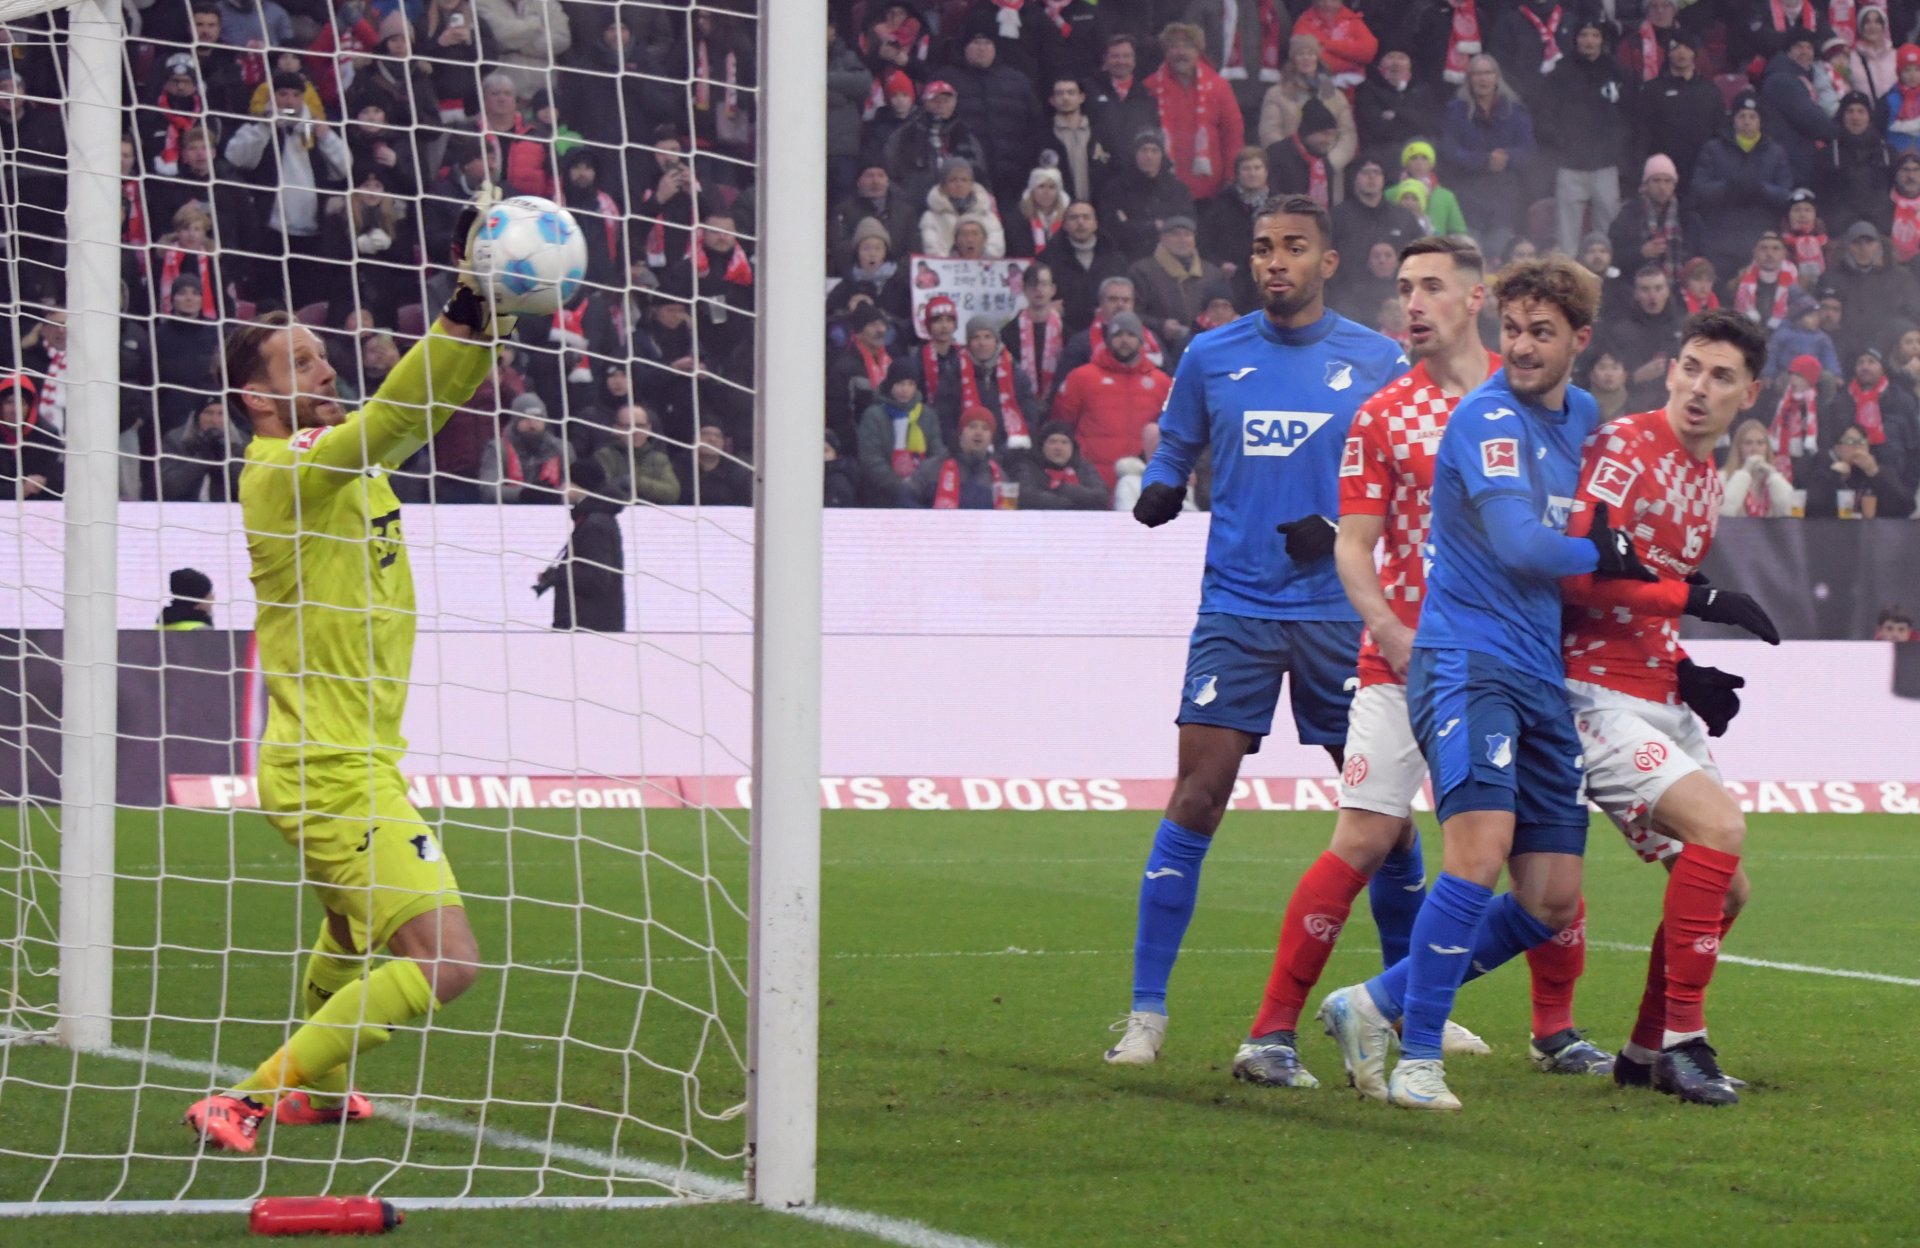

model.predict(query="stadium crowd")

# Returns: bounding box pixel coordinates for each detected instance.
[1,0,1919,518]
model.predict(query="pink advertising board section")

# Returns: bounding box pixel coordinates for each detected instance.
[167,773,1920,816]
[4,504,1911,802]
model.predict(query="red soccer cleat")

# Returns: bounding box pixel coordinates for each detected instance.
[275,1090,374,1126]
[184,1093,267,1153]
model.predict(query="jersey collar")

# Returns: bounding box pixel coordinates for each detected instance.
[1255,307,1337,348]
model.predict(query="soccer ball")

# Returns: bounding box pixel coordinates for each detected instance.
[469,195,589,316]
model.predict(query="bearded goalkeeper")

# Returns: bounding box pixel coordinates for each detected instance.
[186,195,519,1152]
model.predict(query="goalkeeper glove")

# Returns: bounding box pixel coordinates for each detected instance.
[1676,658,1745,737]
[1132,481,1186,527]
[1276,514,1338,562]
[1685,583,1781,644]
[1586,502,1657,581]
[442,184,517,339]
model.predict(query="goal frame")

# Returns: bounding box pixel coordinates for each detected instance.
[18,0,825,1215]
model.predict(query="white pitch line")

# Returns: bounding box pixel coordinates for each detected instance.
[1587,942,1920,987]
[55,1045,1012,1248]
[98,1044,740,1199]
[792,1204,1008,1248]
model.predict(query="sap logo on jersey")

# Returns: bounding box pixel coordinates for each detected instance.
[1244,410,1335,455]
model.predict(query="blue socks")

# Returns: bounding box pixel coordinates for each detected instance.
[1396,872,1494,1061]
[1368,828,1426,970]
[1130,819,1212,1013]
[1364,884,1556,1060]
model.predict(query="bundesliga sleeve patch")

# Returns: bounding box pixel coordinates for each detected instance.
[1480,437,1520,479]
[292,427,331,451]
[1340,436,1364,477]
[1586,456,1638,508]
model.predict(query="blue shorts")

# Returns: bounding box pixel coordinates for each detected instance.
[1407,647,1588,857]
[1176,613,1361,752]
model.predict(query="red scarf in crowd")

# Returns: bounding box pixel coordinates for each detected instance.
[158,249,216,318]
[994,0,1073,39]
[1220,0,1284,83]
[501,441,564,491]
[1292,134,1329,208]
[1520,5,1564,75]
[1043,465,1080,490]
[1684,287,1721,315]
[1445,0,1483,83]
[1893,193,1920,262]
[1016,308,1064,395]
[1145,61,1231,183]
[921,341,951,399]
[1770,382,1819,472]
[1734,261,1795,327]
[1850,375,1889,444]
[1785,226,1828,275]
[855,339,891,390]
[691,231,754,286]
[1829,0,1858,44]
[1028,211,1063,251]
[153,90,201,173]
[932,454,1002,508]
[864,12,926,60]
[959,350,1030,441]
[1636,21,1664,81]
[1770,0,1816,33]
[123,180,148,246]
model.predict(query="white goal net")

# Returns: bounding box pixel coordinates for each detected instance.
[0,0,820,1215]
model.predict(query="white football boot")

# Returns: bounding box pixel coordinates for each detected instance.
[1103,1011,1168,1065]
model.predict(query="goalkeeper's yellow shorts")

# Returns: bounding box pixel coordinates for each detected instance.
[257,755,464,953]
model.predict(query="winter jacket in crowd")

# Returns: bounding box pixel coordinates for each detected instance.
[944,56,1045,201]
[1759,52,1838,189]
[1541,43,1630,172]
[1635,66,1728,193]
[1038,228,1131,333]
[1692,127,1795,274]
[857,396,947,506]
[593,440,682,507]
[1009,423,1109,511]
[1049,341,1172,487]
[1439,94,1537,238]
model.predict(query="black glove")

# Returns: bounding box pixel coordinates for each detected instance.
[1676,658,1745,737]
[1586,502,1657,581]
[1132,481,1187,527]
[1685,583,1781,644]
[1277,514,1338,562]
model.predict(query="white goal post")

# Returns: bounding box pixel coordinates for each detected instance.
[1,0,822,1217]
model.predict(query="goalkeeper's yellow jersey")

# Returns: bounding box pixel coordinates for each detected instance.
[239,327,496,769]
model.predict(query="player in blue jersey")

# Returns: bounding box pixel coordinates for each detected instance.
[1317,257,1656,1110]
[1104,193,1408,1066]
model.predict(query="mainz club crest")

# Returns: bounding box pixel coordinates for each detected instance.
[1633,741,1669,773]
[1342,753,1369,787]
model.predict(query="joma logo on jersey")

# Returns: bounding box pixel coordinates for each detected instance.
[1243,410,1334,456]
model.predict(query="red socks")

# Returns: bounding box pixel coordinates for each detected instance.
[1524,896,1585,1039]
[1634,893,1741,1050]
[1661,844,1741,1038]
[1250,852,1367,1037]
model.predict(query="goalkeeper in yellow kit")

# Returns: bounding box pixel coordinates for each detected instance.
[186,195,518,1152]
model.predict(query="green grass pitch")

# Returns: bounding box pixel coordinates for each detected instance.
[2,808,1915,1246]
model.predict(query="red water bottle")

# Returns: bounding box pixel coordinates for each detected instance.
[248,1196,403,1235]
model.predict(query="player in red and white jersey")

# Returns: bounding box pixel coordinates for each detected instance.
[1236,237,1540,1088]
[1560,308,1783,1105]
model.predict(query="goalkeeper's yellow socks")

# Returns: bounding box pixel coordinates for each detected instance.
[303,920,365,1017]
[233,959,436,1102]
[295,922,367,1109]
